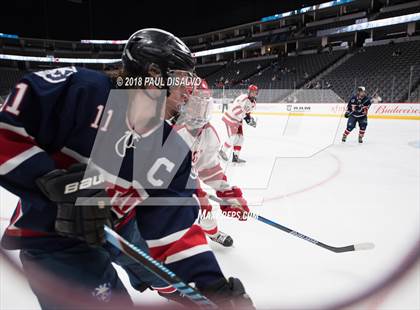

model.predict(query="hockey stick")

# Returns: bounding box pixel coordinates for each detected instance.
[208,195,374,253]
[103,226,218,309]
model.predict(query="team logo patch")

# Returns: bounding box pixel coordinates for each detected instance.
[92,282,112,302]
[34,66,77,83]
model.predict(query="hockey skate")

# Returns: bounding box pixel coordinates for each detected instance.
[209,231,234,247]
[219,149,229,161]
[342,134,347,142]
[358,136,363,143]
[232,154,246,163]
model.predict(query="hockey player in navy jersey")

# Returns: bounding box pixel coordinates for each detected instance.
[0,28,254,309]
[342,86,372,143]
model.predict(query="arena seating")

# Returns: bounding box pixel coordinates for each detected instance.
[376,6,420,20]
[200,57,274,88]
[238,50,346,102]
[1,0,419,104]
[1,38,419,103]
[408,82,420,102]
[0,68,26,96]
[196,63,226,79]
[320,40,420,102]
[251,50,345,85]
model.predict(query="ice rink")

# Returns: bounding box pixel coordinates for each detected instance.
[1,109,419,309]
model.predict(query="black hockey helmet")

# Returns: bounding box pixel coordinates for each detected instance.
[122,28,195,79]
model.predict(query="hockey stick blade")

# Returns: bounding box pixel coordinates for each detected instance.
[257,215,375,253]
[354,242,375,251]
[208,195,374,253]
[104,226,217,309]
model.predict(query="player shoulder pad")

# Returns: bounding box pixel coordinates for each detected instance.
[28,67,110,89]
[31,66,79,84]
[21,67,111,101]
[68,67,112,91]
[240,94,249,101]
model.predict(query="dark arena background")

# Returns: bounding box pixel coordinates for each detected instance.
[0,0,419,309]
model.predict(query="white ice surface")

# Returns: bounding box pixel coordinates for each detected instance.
[1,114,419,309]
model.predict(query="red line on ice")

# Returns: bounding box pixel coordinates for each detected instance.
[263,152,341,203]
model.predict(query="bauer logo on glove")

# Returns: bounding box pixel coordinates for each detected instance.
[64,174,105,194]
[36,163,112,246]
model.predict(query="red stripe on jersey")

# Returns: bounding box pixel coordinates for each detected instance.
[195,187,207,198]
[149,225,208,262]
[160,225,208,258]
[202,226,218,236]
[233,107,243,116]
[232,106,242,113]
[50,151,78,169]
[6,202,50,237]
[224,123,234,137]
[114,209,136,230]
[9,200,22,225]
[203,172,227,183]
[199,164,223,178]
[224,112,241,123]
[204,123,220,143]
[222,116,238,128]
[5,227,50,237]
[0,129,35,165]
[149,243,171,261]
[152,286,176,294]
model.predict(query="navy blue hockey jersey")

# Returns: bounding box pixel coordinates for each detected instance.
[0,67,223,286]
[347,94,372,118]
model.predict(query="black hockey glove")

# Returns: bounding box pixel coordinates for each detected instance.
[244,114,257,127]
[36,163,112,246]
[199,277,255,309]
[344,111,352,118]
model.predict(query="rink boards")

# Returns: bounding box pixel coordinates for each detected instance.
[214,102,420,120]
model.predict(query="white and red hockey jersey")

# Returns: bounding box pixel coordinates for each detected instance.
[175,122,229,192]
[175,122,233,235]
[222,93,256,127]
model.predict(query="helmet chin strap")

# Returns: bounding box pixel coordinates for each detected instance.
[148,90,167,129]
[147,64,172,97]
[129,88,167,132]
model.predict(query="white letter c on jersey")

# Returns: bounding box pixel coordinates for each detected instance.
[147,158,175,187]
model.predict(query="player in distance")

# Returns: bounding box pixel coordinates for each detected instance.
[219,84,258,163]
[342,86,372,143]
